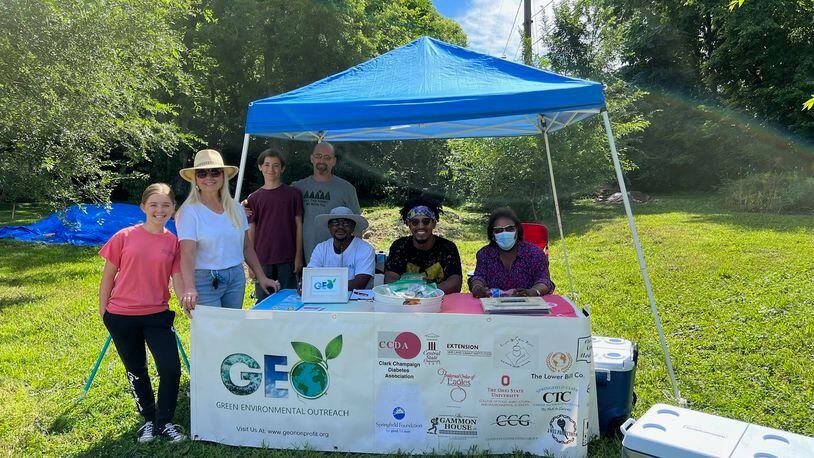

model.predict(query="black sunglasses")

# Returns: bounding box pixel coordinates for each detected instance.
[329,219,355,228]
[196,169,223,178]
[493,224,517,234]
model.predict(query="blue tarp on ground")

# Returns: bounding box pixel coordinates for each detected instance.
[0,204,177,246]
[245,36,606,141]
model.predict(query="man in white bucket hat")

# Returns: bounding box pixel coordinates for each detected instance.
[308,207,374,290]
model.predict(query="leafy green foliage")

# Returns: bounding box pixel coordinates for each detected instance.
[445,0,648,219]
[708,0,814,134]
[0,0,195,208]
[589,0,814,192]
[175,0,466,199]
[0,0,465,206]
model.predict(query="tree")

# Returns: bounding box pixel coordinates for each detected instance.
[174,0,466,200]
[729,0,814,111]
[588,0,814,191]
[0,0,195,208]
[446,0,648,219]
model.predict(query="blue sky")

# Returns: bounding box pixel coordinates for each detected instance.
[432,0,469,18]
[431,0,550,60]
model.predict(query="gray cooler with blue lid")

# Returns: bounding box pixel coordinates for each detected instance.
[621,403,814,457]
[592,336,638,436]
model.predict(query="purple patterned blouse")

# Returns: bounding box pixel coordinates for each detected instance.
[471,241,555,293]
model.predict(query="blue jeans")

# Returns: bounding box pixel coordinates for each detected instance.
[195,265,246,309]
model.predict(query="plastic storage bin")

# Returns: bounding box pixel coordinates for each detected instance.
[371,284,443,313]
[621,403,814,457]
[592,336,638,436]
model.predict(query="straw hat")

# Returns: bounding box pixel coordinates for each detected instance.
[179,149,239,182]
[315,207,369,236]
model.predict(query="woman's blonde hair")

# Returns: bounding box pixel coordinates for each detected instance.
[178,174,243,229]
[141,183,175,205]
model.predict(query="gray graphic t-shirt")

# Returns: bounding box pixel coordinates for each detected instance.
[292,175,360,261]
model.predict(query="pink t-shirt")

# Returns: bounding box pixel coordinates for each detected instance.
[99,225,181,316]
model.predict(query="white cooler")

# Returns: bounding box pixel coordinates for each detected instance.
[732,423,814,457]
[621,403,814,457]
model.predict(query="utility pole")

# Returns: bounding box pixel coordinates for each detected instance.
[522,0,533,65]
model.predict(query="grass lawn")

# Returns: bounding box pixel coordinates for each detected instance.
[0,195,811,457]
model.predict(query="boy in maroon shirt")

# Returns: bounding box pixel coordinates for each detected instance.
[246,149,303,300]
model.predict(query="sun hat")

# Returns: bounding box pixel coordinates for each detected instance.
[315,207,369,236]
[179,149,240,182]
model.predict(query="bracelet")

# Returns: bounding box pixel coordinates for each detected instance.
[533,288,541,296]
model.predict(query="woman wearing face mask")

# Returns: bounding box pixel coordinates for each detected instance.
[469,207,555,298]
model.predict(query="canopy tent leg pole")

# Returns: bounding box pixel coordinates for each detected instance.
[601,111,685,405]
[234,134,251,200]
[542,132,576,299]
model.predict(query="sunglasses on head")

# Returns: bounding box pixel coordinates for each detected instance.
[328,219,355,228]
[493,224,517,234]
[408,218,433,227]
[195,168,223,178]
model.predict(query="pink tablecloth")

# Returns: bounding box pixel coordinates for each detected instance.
[440,293,579,317]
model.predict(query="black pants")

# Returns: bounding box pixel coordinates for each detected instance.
[255,262,297,302]
[103,310,181,429]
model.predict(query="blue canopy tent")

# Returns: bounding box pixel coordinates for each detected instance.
[236,36,683,403]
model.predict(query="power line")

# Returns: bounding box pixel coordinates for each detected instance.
[502,0,523,58]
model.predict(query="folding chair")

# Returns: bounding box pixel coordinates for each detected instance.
[521,222,549,254]
[79,328,190,401]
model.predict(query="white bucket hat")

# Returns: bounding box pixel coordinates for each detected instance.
[315,207,369,236]
[179,149,239,183]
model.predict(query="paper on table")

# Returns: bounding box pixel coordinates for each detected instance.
[350,289,375,301]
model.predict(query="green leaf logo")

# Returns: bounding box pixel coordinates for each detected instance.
[289,335,343,400]
[291,341,323,363]
[325,335,343,360]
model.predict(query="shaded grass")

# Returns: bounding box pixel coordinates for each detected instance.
[0,203,51,227]
[1,194,812,456]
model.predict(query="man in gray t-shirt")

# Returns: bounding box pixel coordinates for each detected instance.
[293,142,360,261]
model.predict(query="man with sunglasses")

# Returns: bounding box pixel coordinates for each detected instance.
[469,207,554,298]
[293,142,360,262]
[384,196,462,294]
[308,207,375,290]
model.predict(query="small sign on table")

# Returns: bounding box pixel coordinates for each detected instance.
[301,267,349,303]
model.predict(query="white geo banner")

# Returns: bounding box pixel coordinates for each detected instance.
[191,306,596,456]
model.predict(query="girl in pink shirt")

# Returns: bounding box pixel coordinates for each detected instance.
[98,183,186,444]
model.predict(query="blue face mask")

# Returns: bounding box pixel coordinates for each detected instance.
[494,231,517,251]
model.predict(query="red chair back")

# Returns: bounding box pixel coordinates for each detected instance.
[521,223,549,253]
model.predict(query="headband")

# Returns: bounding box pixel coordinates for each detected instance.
[406,205,436,222]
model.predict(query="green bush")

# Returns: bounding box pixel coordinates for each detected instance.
[720,172,814,213]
